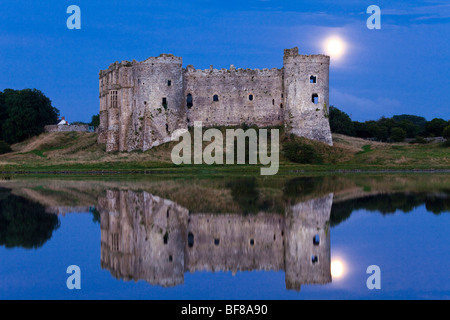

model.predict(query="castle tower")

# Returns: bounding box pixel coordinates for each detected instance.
[98,54,187,152]
[132,54,186,151]
[98,190,189,287]
[284,193,333,291]
[283,47,333,146]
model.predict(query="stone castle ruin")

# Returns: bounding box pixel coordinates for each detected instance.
[98,190,333,290]
[98,47,333,152]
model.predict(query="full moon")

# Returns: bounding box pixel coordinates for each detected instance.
[330,259,345,278]
[324,36,346,59]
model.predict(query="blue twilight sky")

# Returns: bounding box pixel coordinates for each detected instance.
[0,0,449,123]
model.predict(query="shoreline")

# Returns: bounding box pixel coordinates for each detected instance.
[1,167,450,177]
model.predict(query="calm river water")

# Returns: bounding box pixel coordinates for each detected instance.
[0,174,449,299]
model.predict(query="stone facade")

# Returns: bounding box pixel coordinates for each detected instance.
[98,190,333,290]
[98,47,332,152]
[45,124,95,133]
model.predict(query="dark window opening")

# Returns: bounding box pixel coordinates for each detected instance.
[167,80,171,86]
[163,232,168,245]
[310,75,317,84]
[280,103,283,108]
[312,94,319,104]
[272,99,275,105]
[313,234,320,246]
[165,123,169,133]
[249,94,254,101]
[312,255,318,264]
[214,238,220,246]
[162,97,168,109]
[110,90,118,108]
[213,94,219,102]
[188,232,194,248]
[250,239,255,246]
[169,255,173,262]
[186,94,193,108]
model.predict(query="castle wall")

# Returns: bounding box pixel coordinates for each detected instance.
[44,124,94,133]
[184,67,284,127]
[98,47,333,152]
[98,189,333,290]
[185,213,285,273]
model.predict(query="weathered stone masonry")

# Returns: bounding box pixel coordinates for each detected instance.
[98,47,333,152]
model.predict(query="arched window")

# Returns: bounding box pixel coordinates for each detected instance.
[249,94,254,101]
[310,75,317,83]
[188,232,194,248]
[213,94,219,102]
[186,93,193,108]
[312,93,319,104]
[313,234,320,245]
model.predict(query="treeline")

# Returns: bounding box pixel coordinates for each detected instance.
[0,89,59,145]
[329,106,450,142]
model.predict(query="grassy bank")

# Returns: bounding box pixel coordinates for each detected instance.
[0,130,449,175]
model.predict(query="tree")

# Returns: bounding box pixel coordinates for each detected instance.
[0,89,59,144]
[90,114,100,127]
[0,91,6,141]
[443,126,450,141]
[426,118,447,137]
[353,121,371,138]
[398,120,421,138]
[0,141,12,154]
[393,114,427,135]
[328,106,355,136]
[0,189,60,249]
[390,127,406,142]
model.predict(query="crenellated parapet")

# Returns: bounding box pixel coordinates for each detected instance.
[98,47,333,151]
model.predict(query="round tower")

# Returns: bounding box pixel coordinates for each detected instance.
[131,54,186,151]
[283,47,333,145]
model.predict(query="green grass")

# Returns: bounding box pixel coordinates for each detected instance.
[356,144,372,155]
[0,131,449,175]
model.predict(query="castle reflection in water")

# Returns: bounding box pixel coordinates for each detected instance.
[98,190,333,291]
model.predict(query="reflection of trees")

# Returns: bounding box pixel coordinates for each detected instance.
[0,188,60,249]
[425,195,450,215]
[330,192,450,227]
[283,177,324,200]
[227,178,260,214]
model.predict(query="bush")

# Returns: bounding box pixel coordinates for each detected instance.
[0,141,12,154]
[443,126,450,141]
[329,106,354,136]
[390,127,406,142]
[409,136,428,144]
[283,140,323,164]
